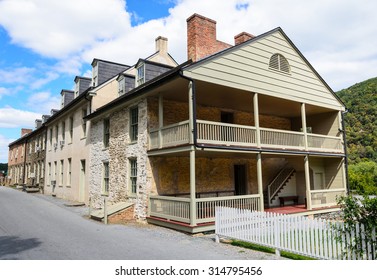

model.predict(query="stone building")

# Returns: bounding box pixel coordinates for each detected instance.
[85,13,348,233]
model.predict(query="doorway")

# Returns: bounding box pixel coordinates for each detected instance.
[234,164,247,195]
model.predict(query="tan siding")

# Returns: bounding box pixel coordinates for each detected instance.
[184,30,344,111]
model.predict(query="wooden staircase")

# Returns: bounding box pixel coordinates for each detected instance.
[264,166,295,207]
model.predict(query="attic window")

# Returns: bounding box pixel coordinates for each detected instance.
[269,53,290,74]
[136,64,145,86]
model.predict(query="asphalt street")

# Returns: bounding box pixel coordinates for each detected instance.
[0,186,285,260]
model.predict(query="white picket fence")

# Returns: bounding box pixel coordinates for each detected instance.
[215,207,376,260]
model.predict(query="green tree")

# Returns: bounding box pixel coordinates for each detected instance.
[335,195,377,260]
[348,161,377,195]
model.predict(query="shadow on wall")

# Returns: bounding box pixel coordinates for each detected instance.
[0,236,42,259]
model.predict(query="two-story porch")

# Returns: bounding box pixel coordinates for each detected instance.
[145,77,347,233]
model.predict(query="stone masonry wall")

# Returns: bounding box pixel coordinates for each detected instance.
[89,119,109,209]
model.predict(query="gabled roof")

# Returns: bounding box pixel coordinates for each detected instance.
[183,27,345,109]
[86,60,192,121]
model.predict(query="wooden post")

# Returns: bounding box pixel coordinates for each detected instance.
[301,103,308,150]
[188,81,197,226]
[103,195,108,224]
[304,155,312,210]
[158,94,163,148]
[257,153,264,212]
[253,93,261,148]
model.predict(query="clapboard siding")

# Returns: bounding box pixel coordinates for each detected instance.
[184,30,344,111]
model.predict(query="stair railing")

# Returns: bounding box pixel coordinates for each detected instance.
[267,166,295,204]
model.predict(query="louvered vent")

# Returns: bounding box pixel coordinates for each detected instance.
[269,53,290,74]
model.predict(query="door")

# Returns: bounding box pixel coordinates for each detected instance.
[234,164,247,195]
[79,160,86,202]
[221,111,234,142]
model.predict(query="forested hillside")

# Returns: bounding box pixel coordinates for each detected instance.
[337,77,377,163]
[337,77,377,194]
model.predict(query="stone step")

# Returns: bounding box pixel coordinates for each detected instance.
[90,201,134,220]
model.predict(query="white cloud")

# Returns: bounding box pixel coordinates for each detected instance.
[0,0,131,59]
[0,107,41,128]
[26,91,61,114]
[0,67,35,84]
[0,0,376,91]
[0,134,14,163]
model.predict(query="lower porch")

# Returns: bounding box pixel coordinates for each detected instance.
[147,152,347,233]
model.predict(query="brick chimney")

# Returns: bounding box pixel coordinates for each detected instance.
[21,128,32,137]
[155,36,168,53]
[234,32,255,45]
[187,13,232,62]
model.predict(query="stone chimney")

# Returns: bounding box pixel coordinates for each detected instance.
[155,36,168,53]
[21,128,32,137]
[186,13,232,62]
[35,119,42,129]
[234,32,255,45]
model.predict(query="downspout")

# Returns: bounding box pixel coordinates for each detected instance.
[341,110,350,194]
[178,71,197,146]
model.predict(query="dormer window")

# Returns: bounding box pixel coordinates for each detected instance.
[118,75,125,96]
[269,53,290,74]
[136,64,145,86]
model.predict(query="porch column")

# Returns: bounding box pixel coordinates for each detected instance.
[304,155,312,210]
[341,158,347,194]
[188,81,197,226]
[158,94,163,148]
[253,93,261,148]
[257,153,264,211]
[301,103,308,150]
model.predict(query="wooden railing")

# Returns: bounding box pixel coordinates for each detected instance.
[149,121,190,150]
[267,166,295,205]
[149,194,260,224]
[196,195,260,223]
[260,127,305,149]
[197,120,257,146]
[149,119,343,153]
[307,133,342,152]
[310,188,346,208]
[149,195,190,223]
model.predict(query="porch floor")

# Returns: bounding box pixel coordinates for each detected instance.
[265,204,340,215]
[265,204,307,214]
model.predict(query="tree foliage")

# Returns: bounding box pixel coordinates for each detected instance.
[348,161,377,195]
[335,195,377,259]
[337,77,377,163]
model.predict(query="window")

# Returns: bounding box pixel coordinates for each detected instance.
[61,121,65,142]
[269,53,290,74]
[103,119,110,148]
[55,125,58,142]
[67,158,71,186]
[41,160,44,178]
[136,64,145,86]
[69,116,74,143]
[129,159,137,194]
[130,107,138,142]
[49,128,53,148]
[118,76,125,96]
[60,160,64,186]
[82,109,87,137]
[103,162,109,194]
[48,162,51,183]
[54,161,57,181]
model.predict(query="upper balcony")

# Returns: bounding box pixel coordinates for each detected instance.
[149,119,343,153]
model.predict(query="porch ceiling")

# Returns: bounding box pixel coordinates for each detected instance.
[154,79,337,118]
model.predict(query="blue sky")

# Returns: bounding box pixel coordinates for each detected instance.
[0,0,377,162]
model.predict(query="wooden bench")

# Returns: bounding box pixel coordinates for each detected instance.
[279,195,299,207]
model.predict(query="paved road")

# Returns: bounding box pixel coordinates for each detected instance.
[0,186,285,260]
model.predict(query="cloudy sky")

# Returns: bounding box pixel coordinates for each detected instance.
[0,0,376,162]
